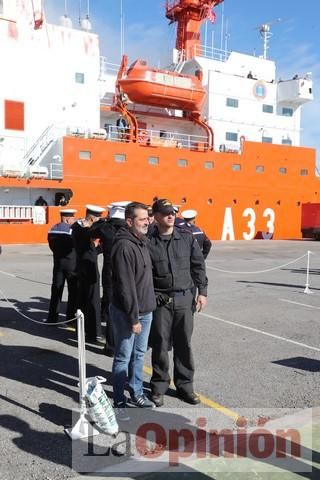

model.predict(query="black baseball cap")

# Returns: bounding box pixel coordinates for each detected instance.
[152,198,176,215]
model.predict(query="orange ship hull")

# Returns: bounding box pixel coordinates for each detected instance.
[0,137,319,244]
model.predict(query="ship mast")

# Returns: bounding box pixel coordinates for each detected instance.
[165,0,224,61]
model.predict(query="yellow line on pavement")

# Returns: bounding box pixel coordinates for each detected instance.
[143,365,239,421]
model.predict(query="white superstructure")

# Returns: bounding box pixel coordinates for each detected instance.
[0,0,314,176]
[0,0,100,174]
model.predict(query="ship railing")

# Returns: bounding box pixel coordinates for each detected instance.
[99,57,120,78]
[0,205,47,224]
[48,163,63,180]
[137,128,209,150]
[85,124,209,150]
[194,44,230,62]
[0,205,34,221]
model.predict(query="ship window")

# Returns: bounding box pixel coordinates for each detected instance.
[114,153,126,163]
[282,139,292,145]
[300,169,308,176]
[254,83,266,98]
[75,72,85,84]
[262,104,273,113]
[79,150,91,160]
[5,100,24,131]
[204,161,214,169]
[279,167,287,174]
[178,158,188,167]
[232,164,241,171]
[226,98,239,108]
[148,156,159,165]
[262,136,273,144]
[256,165,264,173]
[282,107,293,117]
[226,132,238,142]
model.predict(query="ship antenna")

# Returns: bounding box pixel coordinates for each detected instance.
[257,18,282,59]
[220,0,224,50]
[78,0,81,27]
[61,0,72,28]
[79,0,92,31]
[120,0,125,57]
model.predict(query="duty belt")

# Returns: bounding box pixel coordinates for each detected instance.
[168,289,192,297]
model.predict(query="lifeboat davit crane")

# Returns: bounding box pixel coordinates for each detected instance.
[113,1,223,150]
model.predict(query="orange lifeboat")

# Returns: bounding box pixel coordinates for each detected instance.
[119,60,206,112]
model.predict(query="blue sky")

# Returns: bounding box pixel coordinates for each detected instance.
[45,0,319,164]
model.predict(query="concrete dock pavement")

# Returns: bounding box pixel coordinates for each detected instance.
[0,241,319,479]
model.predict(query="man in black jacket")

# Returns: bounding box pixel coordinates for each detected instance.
[99,202,129,356]
[148,199,208,407]
[110,202,157,418]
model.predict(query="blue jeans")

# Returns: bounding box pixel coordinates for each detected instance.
[110,304,152,405]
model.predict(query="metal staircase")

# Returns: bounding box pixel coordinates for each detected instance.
[20,125,64,178]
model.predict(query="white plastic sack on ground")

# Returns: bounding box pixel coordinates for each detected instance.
[85,376,119,436]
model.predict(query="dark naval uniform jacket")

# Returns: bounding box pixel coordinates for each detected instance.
[47,221,77,323]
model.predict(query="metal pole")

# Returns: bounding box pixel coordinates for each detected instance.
[304,250,312,294]
[65,310,100,439]
[77,309,86,416]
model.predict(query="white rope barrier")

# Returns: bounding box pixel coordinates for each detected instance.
[0,287,77,325]
[207,251,315,295]
[206,252,309,274]
[0,269,50,286]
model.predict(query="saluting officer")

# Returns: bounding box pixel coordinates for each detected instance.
[72,204,105,343]
[47,209,78,324]
[179,209,212,259]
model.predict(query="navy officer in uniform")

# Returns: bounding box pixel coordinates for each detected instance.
[72,204,106,343]
[47,209,78,324]
[179,209,212,259]
[147,199,208,407]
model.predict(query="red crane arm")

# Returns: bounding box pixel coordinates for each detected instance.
[165,0,224,60]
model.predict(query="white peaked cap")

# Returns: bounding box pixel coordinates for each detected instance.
[60,209,77,217]
[107,201,132,208]
[108,201,132,219]
[85,204,106,216]
[181,209,198,220]
[109,206,126,219]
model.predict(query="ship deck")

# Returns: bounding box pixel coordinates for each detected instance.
[0,240,319,479]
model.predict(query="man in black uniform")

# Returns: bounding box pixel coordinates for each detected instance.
[148,199,208,407]
[72,204,105,343]
[47,209,77,324]
[99,202,128,356]
[179,209,212,259]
